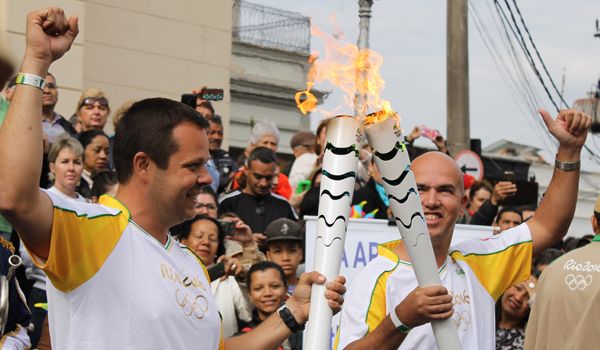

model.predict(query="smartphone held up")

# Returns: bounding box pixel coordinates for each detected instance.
[181,88,224,108]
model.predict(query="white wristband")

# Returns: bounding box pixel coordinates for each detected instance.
[15,73,46,91]
[389,309,411,334]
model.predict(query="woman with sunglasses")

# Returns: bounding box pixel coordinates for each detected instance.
[76,88,110,132]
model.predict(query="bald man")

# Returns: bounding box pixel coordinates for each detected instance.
[335,109,592,350]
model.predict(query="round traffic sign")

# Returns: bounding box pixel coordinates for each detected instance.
[454,150,484,181]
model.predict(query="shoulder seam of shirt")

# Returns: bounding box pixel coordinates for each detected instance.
[449,239,532,258]
[218,190,241,203]
[52,204,122,219]
[270,192,290,202]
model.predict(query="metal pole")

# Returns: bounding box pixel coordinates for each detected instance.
[447,0,470,155]
[355,0,373,119]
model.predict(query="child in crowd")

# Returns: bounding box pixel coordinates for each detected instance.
[240,261,302,350]
[264,218,303,295]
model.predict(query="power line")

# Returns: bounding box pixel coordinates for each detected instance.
[509,0,570,108]
[492,0,600,165]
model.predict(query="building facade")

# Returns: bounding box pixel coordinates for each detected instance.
[0,0,233,135]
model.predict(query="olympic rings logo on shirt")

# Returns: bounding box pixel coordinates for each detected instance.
[175,288,209,319]
[564,274,593,291]
[452,310,471,331]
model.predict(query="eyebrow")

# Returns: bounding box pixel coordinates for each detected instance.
[252,172,274,178]
[181,157,206,167]
[417,183,457,191]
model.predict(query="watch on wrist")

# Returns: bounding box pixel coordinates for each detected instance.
[278,304,305,333]
[554,156,580,172]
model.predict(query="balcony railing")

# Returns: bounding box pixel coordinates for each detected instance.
[233,0,311,54]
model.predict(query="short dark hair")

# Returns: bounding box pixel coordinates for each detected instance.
[91,169,118,198]
[532,248,563,278]
[468,181,493,202]
[211,114,223,126]
[496,207,523,222]
[170,215,226,259]
[247,146,277,167]
[199,185,218,205]
[77,130,108,150]
[113,98,209,184]
[197,101,214,116]
[246,261,287,289]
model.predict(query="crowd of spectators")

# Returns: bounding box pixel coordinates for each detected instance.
[0,68,595,349]
[0,17,596,349]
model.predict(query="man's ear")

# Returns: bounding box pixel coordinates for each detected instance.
[457,192,468,218]
[592,214,599,234]
[132,152,153,183]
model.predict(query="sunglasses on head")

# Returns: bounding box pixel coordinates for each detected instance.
[79,96,109,109]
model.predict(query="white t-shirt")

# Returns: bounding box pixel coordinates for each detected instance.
[28,190,224,350]
[47,186,89,203]
[335,224,533,350]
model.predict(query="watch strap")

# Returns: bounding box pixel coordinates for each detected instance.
[554,156,580,172]
[278,304,305,333]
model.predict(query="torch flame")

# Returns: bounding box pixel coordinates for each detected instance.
[295,22,397,125]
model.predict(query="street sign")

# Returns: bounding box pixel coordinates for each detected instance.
[454,150,484,181]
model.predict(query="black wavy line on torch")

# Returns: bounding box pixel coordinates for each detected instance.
[381,165,411,186]
[322,170,357,181]
[319,215,347,227]
[374,141,405,161]
[395,212,425,229]
[320,189,351,200]
[315,236,343,247]
[325,142,359,157]
[388,188,418,204]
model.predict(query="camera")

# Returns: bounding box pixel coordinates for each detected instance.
[219,220,235,236]
[181,88,224,108]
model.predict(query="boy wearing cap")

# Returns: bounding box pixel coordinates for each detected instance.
[264,218,303,295]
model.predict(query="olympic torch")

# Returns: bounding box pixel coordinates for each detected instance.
[304,115,361,350]
[364,112,462,350]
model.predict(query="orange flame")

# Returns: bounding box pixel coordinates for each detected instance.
[295,23,396,124]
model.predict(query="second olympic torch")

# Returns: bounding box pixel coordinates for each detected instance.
[364,112,462,350]
[304,115,361,350]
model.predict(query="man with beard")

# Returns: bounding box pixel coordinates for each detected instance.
[219,147,297,234]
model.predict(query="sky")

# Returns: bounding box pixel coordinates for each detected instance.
[253,0,600,169]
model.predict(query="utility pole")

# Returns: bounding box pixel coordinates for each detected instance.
[446,0,470,155]
[355,0,373,119]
